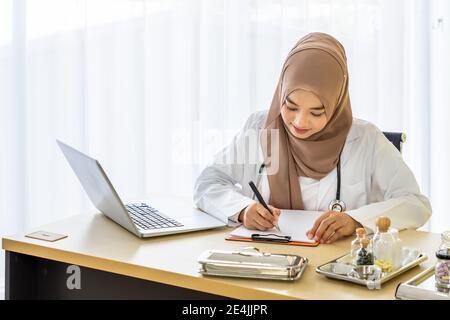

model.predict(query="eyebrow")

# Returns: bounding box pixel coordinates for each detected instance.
[285,96,324,110]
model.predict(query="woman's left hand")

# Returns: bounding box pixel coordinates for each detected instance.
[306,211,363,244]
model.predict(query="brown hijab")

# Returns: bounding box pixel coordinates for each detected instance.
[262,32,352,210]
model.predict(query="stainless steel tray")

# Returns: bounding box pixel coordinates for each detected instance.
[316,248,427,289]
[395,266,450,300]
[198,247,308,281]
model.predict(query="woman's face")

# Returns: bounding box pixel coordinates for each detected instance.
[280,89,328,139]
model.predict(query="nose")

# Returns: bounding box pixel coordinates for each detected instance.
[293,111,308,128]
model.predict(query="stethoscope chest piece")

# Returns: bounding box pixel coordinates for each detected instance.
[328,199,346,212]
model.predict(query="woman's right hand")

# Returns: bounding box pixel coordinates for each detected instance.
[238,202,281,231]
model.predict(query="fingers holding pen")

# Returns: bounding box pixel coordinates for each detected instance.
[268,205,281,223]
[241,203,282,231]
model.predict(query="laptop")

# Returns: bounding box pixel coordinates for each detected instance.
[57,140,226,238]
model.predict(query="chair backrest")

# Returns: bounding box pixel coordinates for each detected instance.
[382,132,406,153]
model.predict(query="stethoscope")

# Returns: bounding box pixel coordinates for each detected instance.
[256,156,346,212]
[327,157,346,212]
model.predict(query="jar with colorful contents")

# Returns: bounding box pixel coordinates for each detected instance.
[435,230,450,289]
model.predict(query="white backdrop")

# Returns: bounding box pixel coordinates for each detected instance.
[1,0,450,297]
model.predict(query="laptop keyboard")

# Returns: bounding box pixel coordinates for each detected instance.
[125,203,184,230]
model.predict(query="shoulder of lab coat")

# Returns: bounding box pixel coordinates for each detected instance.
[345,119,432,233]
[193,110,267,226]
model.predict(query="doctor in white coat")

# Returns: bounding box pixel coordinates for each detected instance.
[193,32,431,244]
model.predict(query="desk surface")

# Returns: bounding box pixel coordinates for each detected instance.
[1,195,440,300]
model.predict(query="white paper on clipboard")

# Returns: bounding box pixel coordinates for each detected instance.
[229,210,321,243]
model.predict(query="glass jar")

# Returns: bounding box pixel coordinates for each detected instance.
[435,230,450,289]
[390,228,404,270]
[351,228,366,262]
[354,238,374,266]
[373,216,396,273]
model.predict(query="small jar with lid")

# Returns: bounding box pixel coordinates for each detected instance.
[373,216,399,273]
[354,239,374,266]
[435,230,450,289]
[351,228,366,262]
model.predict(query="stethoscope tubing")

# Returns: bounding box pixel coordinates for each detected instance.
[254,158,345,212]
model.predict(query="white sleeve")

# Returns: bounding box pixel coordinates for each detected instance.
[193,116,256,225]
[346,130,432,234]
[228,211,243,224]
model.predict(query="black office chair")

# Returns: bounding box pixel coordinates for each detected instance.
[382,132,406,153]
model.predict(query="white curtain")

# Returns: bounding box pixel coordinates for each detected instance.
[1,0,449,297]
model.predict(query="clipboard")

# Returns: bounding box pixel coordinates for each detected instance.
[226,233,320,247]
[226,209,322,247]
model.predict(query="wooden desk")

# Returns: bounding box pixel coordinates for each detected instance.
[1,195,440,300]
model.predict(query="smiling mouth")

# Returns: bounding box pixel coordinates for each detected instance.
[291,125,311,135]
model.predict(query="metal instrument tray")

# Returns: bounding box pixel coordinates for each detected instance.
[198,247,308,281]
[316,248,427,289]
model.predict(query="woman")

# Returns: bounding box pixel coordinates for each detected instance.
[193,32,431,244]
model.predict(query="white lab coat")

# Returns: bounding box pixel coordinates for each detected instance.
[193,110,431,233]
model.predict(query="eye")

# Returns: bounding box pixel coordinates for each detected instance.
[311,112,325,117]
[284,103,297,111]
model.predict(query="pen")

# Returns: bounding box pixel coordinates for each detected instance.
[248,181,281,232]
